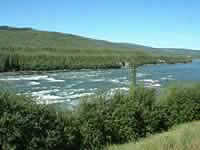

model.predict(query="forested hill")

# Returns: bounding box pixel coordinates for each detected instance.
[0,26,151,50]
[0,26,198,72]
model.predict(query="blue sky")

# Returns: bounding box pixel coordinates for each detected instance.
[0,0,200,50]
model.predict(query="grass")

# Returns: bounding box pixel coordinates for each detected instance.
[108,121,200,150]
[0,26,193,72]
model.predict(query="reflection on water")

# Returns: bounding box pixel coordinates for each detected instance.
[0,59,200,105]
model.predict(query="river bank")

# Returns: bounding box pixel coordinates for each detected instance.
[0,55,192,73]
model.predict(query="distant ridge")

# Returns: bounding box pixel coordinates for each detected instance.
[0,25,155,50]
[0,25,33,31]
[0,25,199,56]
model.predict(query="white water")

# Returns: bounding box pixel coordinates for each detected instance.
[0,60,200,105]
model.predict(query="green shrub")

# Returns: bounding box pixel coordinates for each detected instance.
[0,92,81,150]
[0,84,200,150]
[162,84,200,126]
[75,88,163,149]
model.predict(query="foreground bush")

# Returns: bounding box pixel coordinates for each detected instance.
[0,92,81,150]
[75,88,159,149]
[108,121,200,150]
[162,84,200,126]
[0,84,200,149]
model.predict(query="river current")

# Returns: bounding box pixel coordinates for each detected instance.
[0,59,200,106]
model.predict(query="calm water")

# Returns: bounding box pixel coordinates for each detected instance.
[0,59,200,106]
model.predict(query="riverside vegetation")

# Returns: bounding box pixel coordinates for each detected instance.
[109,121,200,150]
[0,83,200,150]
[0,47,192,72]
[0,26,193,72]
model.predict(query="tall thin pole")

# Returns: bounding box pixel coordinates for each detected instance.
[132,64,137,86]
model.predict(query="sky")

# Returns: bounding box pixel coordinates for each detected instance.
[0,0,200,50]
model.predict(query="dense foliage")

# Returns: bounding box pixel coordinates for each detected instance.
[0,47,191,72]
[0,84,200,150]
[0,92,81,150]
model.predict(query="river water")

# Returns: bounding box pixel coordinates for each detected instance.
[0,59,200,106]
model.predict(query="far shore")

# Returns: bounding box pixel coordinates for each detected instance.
[0,58,193,75]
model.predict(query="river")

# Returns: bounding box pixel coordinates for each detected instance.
[0,59,200,106]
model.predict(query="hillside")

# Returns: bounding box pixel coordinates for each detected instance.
[0,26,195,72]
[0,25,150,50]
[109,122,200,150]
[0,26,199,54]
[159,48,200,58]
